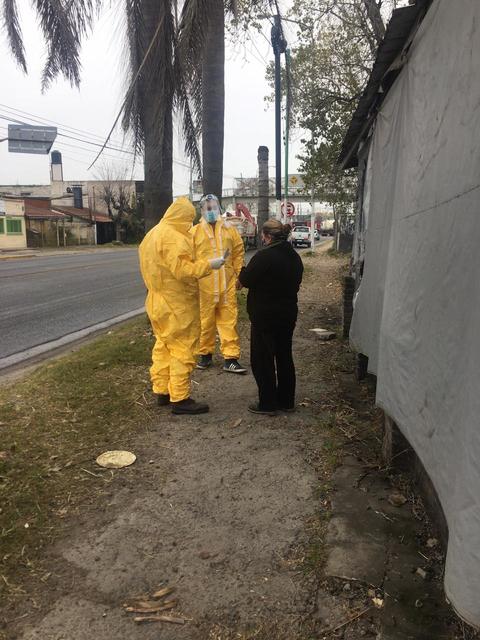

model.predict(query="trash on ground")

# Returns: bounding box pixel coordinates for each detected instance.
[388,492,407,507]
[96,450,136,469]
[310,327,336,341]
[416,567,427,580]
[426,537,438,548]
[372,597,384,608]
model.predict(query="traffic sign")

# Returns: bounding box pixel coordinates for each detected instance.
[7,124,57,154]
[281,201,295,216]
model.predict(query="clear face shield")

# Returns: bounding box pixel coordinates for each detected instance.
[201,194,221,223]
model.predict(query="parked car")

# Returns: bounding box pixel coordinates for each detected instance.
[292,226,311,248]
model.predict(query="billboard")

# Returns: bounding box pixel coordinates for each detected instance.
[8,125,57,155]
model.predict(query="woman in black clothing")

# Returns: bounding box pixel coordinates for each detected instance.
[238,219,304,415]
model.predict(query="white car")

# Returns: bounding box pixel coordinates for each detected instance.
[292,226,311,248]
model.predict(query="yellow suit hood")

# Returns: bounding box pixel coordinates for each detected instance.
[162,197,196,234]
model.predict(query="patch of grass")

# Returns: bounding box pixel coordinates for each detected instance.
[0,317,155,602]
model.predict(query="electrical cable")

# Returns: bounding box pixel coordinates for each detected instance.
[0,102,127,148]
[0,112,191,170]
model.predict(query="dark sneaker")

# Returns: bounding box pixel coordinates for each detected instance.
[156,393,170,407]
[248,403,277,416]
[196,354,213,370]
[223,359,247,374]
[171,398,209,415]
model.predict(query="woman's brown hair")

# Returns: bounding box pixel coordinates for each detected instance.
[262,218,292,242]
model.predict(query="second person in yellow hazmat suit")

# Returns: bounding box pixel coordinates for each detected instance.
[191,194,247,374]
[139,197,225,415]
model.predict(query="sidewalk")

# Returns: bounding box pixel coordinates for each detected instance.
[0,244,468,640]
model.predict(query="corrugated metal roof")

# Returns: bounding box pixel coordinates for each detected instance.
[338,0,432,169]
[53,206,112,223]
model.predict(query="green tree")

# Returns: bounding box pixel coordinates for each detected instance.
[285,0,400,219]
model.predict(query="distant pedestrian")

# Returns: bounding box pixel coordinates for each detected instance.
[238,219,303,415]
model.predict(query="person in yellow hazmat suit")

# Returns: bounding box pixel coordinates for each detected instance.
[191,194,247,374]
[139,197,226,415]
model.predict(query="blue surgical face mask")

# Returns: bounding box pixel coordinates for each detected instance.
[205,209,219,223]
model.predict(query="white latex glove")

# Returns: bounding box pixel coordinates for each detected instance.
[209,256,225,270]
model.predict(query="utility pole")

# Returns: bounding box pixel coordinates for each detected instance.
[257,146,270,245]
[271,14,287,220]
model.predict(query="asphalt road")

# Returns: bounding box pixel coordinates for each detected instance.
[0,249,145,360]
[0,239,329,363]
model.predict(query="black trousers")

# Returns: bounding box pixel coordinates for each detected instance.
[250,323,296,411]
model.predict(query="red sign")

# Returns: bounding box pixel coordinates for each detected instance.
[281,201,295,216]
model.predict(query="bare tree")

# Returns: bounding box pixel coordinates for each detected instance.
[95,165,135,242]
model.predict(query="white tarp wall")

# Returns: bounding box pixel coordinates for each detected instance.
[350,0,480,627]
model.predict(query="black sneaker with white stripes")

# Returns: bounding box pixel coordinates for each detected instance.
[223,359,247,374]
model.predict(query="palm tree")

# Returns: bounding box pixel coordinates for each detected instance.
[2,0,200,232]
[178,0,230,198]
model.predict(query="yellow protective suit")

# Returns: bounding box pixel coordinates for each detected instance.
[139,197,212,402]
[191,218,245,359]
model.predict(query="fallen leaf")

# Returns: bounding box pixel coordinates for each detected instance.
[231,418,242,428]
[152,586,175,600]
[426,538,438,548]
[125,600,176,614]
[416,567,427,580]
[134,615,185,624]
[372,597,384,609]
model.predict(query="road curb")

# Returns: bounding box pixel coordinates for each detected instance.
[0,307,145,373]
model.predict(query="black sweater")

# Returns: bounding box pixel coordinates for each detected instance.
[239,241,304,329]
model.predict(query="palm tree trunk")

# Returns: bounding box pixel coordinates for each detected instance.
[143,99,173,231]
[201,0,224,197]
[139,0,174,231]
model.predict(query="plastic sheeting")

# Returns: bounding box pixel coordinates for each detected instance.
[350,0,480,627]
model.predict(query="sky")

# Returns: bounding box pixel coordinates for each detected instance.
[0,0,302,195]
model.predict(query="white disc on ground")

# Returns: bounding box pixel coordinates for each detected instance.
[96,450,136,469]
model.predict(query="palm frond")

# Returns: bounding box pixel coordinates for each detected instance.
[174,66,202,176]
[34,0,95,90]
[2,0,27,71]
[177,0,212,81]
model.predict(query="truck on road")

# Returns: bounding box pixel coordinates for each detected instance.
[292,226,311,248]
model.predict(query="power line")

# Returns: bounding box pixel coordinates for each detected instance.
[0,112,135,156]
[0,103,127,148]
[0,112,191,170]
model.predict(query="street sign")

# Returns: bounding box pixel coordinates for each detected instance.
[281,201,295,216]
[288,174,305,192]
[7,124,57,155]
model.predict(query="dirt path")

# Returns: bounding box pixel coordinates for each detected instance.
[4,246,465,639]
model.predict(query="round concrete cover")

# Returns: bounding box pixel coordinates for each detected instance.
[96,450,136,468]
